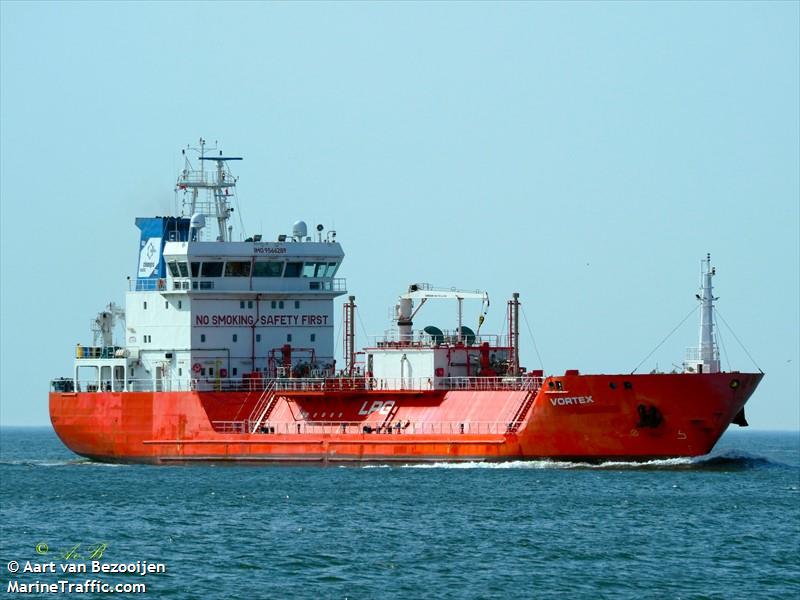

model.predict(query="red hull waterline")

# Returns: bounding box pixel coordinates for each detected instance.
[50,372,761,465]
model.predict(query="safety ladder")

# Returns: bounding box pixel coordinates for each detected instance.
[506,378,542,433]
[248,380,278,433]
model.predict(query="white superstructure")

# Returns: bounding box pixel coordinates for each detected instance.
[72,140,347,392]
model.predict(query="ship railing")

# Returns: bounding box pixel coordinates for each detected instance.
[52,376,544,394]
[441,376,543,391]
[210,420,524,435]
[368,332,508,348]
[54,379,119,393]
[271,376,542,392]
[135,279,164,291]
[178,171,226,187]
[53,378,265,393]
[684,347,720,362]
[75,346,125,359]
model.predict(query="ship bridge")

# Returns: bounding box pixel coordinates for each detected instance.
[159,238,345,295]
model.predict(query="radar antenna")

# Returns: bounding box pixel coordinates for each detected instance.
[175,138,242,242]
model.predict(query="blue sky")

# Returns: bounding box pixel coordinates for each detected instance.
[1,1,798,429]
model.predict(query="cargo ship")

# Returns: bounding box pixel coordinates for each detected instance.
[49,140,763,464]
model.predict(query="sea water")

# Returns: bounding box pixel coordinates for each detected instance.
[1,428,798,599]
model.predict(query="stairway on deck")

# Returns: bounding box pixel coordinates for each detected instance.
[506,381,541,433]
[248,383,278,432]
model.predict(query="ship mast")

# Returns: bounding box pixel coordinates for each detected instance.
[685,253,721,374]
[176,138,242,242]
[697,254,720,373]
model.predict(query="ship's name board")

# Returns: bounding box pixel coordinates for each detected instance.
[195,314,329,326]
[253,245,287,255]
[550,395,594,407]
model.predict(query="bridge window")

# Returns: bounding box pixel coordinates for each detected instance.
[302,262,330,278]
[168,261,180,277]
[284,262,302,277]
[177,262,189,277]
[253,261,283,277]
[191,262,200,277]
[201,262,223,277]
[324,262,338,277]
[225,261,251,277]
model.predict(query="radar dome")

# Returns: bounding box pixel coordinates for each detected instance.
[190,213,206,230]
[292,220,308,239]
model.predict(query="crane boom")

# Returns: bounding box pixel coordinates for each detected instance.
[395,283,490,344]
[401,283,488,302]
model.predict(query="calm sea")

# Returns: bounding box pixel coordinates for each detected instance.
[1,427,798,599]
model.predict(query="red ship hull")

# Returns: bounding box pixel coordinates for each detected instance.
[49,372,762,464]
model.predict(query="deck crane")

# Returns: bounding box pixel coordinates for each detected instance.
[395,283,489,344]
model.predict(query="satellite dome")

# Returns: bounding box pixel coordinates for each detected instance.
[190,213,206,230]
[292,220,308,239]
